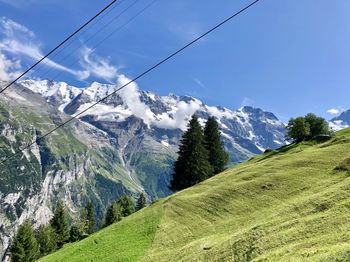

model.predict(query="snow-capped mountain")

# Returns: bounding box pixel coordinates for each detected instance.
[329,109,350,131]
[20,79,287,158]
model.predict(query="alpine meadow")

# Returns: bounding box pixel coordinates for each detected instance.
[39,128,350,261]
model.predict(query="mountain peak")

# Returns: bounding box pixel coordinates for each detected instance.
[20,79,287,151]
[330,109,350,131]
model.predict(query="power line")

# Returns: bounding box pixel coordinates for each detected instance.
[14,0,149,103]
[33,0,126,75]
[0,0,119,94]
[0,0,261,166]
[37,0,141,80]
[48,0,157,82]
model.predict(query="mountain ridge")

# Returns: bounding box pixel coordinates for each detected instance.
[20,79,287,154]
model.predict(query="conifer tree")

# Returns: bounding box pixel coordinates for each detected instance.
[35,224,57,257]
[103,202,123,227]
[10,236,24,262]
[136,193,147,211]
[82,201,95,234]
[116,195,135,217]
[103,195,136,227]
[170,115,213,191]
[50,201,69,248]
[204,116,229,174]
[10,220,39,262]
[69,223,86,242]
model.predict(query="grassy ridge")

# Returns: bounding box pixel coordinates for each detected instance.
[41,129,350,261]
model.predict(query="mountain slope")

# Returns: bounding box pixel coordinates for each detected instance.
[0,83,143,259]
[41,128,350,261]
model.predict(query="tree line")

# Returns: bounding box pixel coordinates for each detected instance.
[9,193,147,262]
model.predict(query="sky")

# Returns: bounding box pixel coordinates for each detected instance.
[0,0,350,121]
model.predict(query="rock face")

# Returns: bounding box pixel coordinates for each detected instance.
[0,79,287,259]
[329,110,350,131]
[0,83,142,260]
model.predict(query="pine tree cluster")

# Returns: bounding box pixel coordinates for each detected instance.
[9,193,148,261]
[103,195,136,227]
[170,115,229,191]
[10,201,96,261]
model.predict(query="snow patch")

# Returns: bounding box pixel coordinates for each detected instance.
[161,140,169,147]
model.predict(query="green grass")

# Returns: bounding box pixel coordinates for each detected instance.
[40,204,162,262]
[40,128,350,261]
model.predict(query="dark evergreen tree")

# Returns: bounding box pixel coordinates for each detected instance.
[170,114,213,191]
[10,220,39,262]
[103,202,123,227]
[10,237,24,262]
[69,223,86,242]
[136,193,147,211]
[204,116,229,174]
[116,195,135,217]
[50,201,69,248]
[103,195,136,227]
[82,201,95,234]
[35,224,57,257]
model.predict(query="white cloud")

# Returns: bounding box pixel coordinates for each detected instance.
[0,17,122,83]
[0,53,21,81]
[0,17,35,38]
[0,17,90,80]
[156,100,201,130]
[0,39,88,78]
[117,74,155,125]
[112,74,200,130]
[327,107,346,116]
[327,108,341,115]
[80,47,118,82]
[327,107,345,115]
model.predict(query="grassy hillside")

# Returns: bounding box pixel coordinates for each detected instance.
[40,129,350,261]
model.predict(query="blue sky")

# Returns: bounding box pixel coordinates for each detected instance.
[0,0,349,121]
